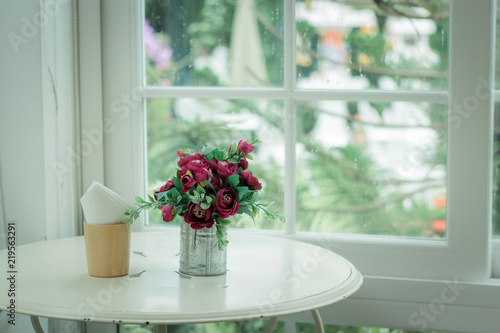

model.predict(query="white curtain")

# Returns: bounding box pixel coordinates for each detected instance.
[41,0,84,331]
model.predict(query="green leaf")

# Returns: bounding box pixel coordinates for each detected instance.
[237,205,254,222]
[228,174,240,188]
[176,196,182,204]
[200,202,211,210]
[251,204,258,218]
[236,186,249,201]
[135,196,145,204]
[173,177,183,192]
[217,218,231,226]
[147,194,155,202]
[205,196,212,203]
[214,149,226,161]
[181,145,200,151]
[203,146,217,155]
[230,142,238,154]
[265,211,275,220]
[196,185,205,194]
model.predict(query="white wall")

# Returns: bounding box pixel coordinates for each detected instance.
[0,0,47,245]
[0,0,49,331]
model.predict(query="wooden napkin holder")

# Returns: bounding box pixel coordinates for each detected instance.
[84,221,131,277]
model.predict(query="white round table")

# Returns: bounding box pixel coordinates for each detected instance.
[0,231,362,332]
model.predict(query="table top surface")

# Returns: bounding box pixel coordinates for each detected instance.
[0,231,363,325]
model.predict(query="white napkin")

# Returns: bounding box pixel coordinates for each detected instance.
[80,181,135,225]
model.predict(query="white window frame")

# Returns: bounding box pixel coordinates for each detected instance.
[79,0,500,332]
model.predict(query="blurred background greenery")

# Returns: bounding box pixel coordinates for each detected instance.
[143,0,455,238]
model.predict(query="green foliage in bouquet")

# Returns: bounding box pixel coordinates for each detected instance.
[125,140,283,248]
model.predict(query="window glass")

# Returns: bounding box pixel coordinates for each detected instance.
[144,0,284,87]
[296,0,449,90]
[146,98,284,230]
[296,101,447,237]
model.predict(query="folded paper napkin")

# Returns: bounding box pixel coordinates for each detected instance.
[80,181,135,225]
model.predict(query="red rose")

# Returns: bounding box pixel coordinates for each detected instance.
[241,170,262,190]
[238,140,254,155]
[195,168,211,184]
[238,158,249,170]
[216,160,238,176]
[179,171,196,193]
[160,179,174,192]
[183,202,215,229]
[177,153,205,168]
[154,179,174,199]
[208,174,224,191]
[184,158,211,173]
[161,205,176,223]
[210,157,218,170]
[215,188,240,218]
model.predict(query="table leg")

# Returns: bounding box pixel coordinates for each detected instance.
[155,324,168,333]
[310,309,324,333]
[30,315,45,333]
[263,316,278,333]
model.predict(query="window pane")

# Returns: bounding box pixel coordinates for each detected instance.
[146,98,284,230]
[295,0,449,90]
[144,0,284,87]
[296,100,447,237]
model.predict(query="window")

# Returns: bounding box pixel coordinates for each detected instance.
[91,0,499,332]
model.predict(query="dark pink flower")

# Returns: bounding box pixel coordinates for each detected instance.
[238,140,254,155]
[154,179,174,199]
[215,188,239,218]
[184,158,211,173]
[195,168,211,184]
[208,174,224,192]
[177,153,205,168]
[160,205,176,223]
[216,160,238,176]
[179,171,196,193]
[238,158,249,170]
[241,170,262,190]
[183,202,215,229]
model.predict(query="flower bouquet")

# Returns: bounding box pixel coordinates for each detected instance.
[125,139,282,249]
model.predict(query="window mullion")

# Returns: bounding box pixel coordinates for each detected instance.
[293,90,448,103]
[447,0,495,281]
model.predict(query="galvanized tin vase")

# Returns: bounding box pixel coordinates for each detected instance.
[179,220,227,276]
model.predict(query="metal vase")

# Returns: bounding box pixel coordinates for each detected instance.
[179,219,227,276]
